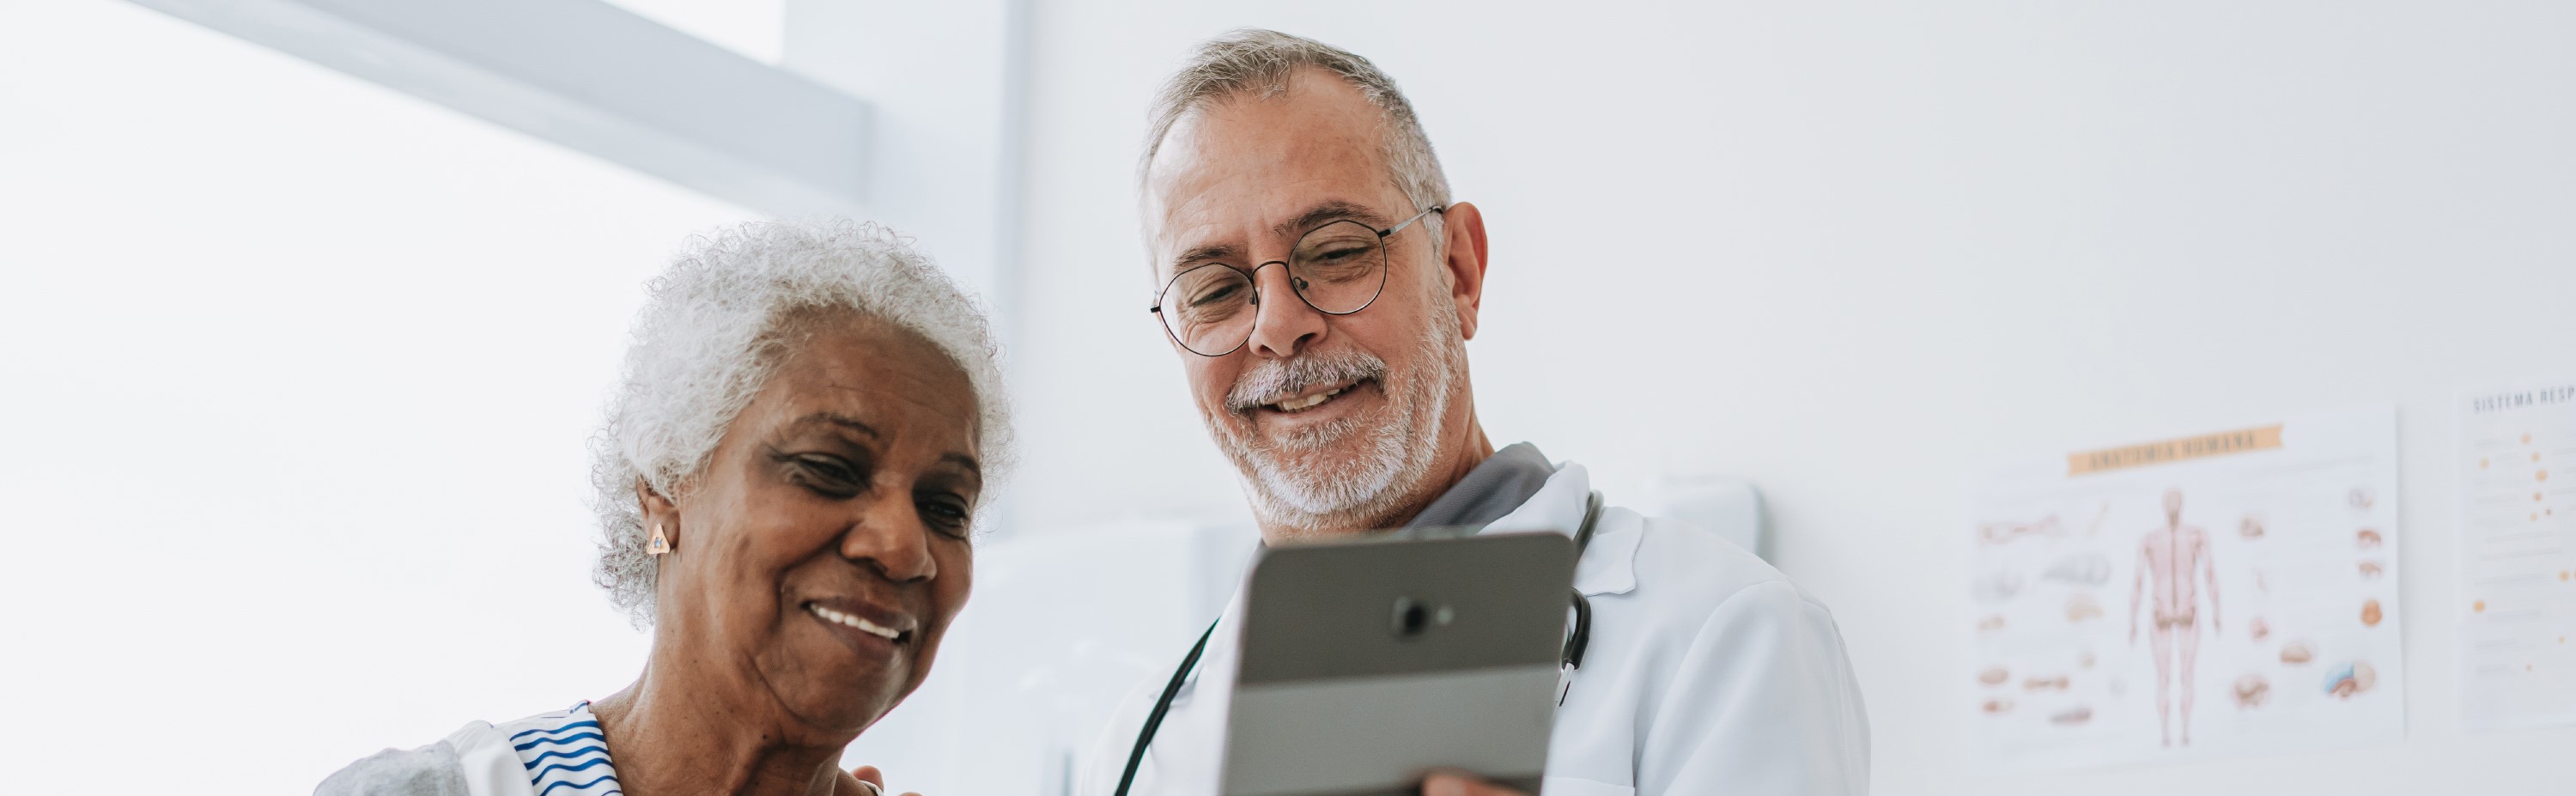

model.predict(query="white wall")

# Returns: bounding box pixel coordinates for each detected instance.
[998,2,2576,793]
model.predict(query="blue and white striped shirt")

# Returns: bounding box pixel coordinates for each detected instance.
[318,701,635,796]
[493,702,623,796]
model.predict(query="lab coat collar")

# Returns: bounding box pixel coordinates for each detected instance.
[1479,460,1641,596]
[1181,460,1635,702]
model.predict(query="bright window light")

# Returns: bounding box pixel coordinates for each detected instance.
[0,2,753,793]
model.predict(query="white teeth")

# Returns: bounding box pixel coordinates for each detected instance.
[1272,386,1348,412]
[809,604,902,641]
[851,617,900,640]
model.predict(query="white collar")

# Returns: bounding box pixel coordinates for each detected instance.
[1177,460,1640,704]
[1478,460,1641,597]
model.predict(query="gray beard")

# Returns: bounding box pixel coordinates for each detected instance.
[1207,302,1465,537]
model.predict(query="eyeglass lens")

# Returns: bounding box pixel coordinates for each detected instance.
[1157,219,1390,355]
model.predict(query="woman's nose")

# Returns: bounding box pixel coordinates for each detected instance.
[840,496,938,583]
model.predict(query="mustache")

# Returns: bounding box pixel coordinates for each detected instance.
[1224,347,1388,411]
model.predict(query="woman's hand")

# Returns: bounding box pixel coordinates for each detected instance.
[836,764,922,796]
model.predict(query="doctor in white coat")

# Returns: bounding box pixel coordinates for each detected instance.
[1082,29,1870,796]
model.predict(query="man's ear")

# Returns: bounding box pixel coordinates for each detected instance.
[1438,202,1490,341]
[635,477,678,551]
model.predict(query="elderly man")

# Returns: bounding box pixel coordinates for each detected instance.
[1083,30,1870,796]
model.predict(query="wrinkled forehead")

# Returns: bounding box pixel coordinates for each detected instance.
[762,316,982,446]
[1141,76,1407,278]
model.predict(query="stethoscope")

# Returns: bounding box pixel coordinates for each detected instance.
[1111,490,1607,796]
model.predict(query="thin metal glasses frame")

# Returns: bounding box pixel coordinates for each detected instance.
[1147,205,1445,357]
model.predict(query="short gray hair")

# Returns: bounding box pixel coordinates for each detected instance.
[589,219,1011,626]
[1141,29,1451,241]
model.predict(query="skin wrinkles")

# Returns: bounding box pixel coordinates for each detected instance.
[590,316,981,796]
[1145,68,1497,542]
[1164,201,1395,274]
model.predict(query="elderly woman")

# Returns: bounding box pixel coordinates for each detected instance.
[319,220,1008,796]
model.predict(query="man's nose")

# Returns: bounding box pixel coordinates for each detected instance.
[1245,264,1326,358]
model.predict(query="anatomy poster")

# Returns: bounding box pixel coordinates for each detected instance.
[1966,407,2404,770]
[2457,381,2576,731]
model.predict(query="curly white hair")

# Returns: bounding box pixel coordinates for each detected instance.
[589,219,1010,627]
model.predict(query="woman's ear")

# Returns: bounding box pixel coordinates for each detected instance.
[636,477,678,553]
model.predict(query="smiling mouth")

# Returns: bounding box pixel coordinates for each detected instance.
[806,602,912,644]
[1265,379,1369,414]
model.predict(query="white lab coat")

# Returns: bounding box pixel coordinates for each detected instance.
[1078,461,1872,796]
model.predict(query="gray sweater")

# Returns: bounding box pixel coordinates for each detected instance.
[313,739,470,796]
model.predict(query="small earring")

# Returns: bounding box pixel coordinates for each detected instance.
[647,523,671,556]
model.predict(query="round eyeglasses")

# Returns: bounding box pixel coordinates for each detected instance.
[1150,206,1443,356]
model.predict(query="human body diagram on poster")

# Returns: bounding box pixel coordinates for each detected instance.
[1966,407,2403,771]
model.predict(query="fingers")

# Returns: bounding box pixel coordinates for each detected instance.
[840,765,884,796]
[846,765,921,796]
[1420,772,1528,796]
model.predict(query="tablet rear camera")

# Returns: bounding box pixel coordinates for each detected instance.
[1392,596,1450,638]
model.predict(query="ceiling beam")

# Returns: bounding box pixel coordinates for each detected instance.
[129,0,872,217]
